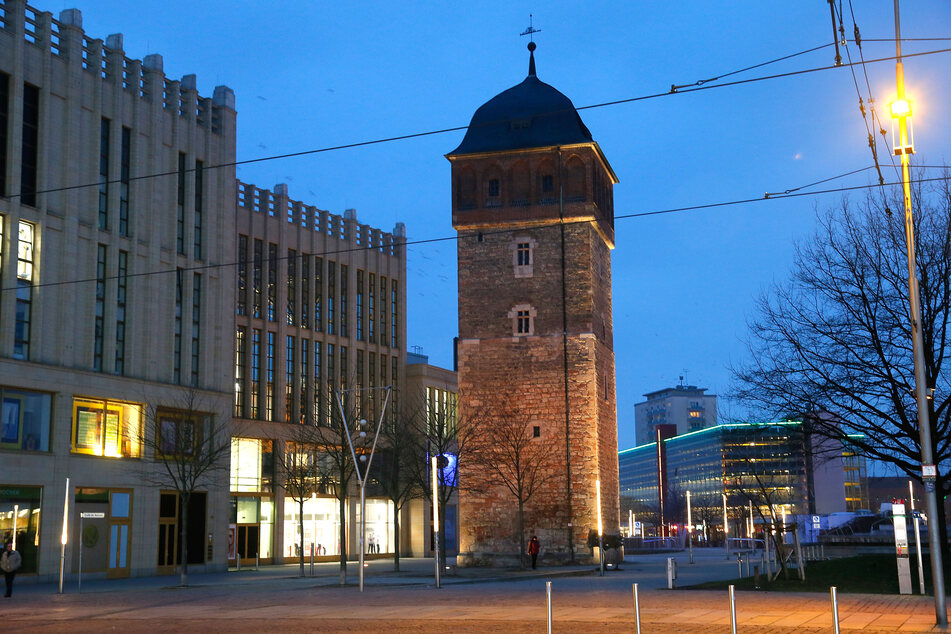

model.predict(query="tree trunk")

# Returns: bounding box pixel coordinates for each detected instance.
[179,495,189,587]
[338,494,348,585]
[298,498,306,578]
[518,499,526,569]
[392,503,401,572]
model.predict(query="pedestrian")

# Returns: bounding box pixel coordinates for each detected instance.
[528,535,540,570]
[1,541,21,598]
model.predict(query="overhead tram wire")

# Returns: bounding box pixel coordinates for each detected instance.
[6,170,948,295]
[1,45,950,204]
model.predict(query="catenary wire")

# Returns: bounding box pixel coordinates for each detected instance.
[5,170,947,294]
[1,45,949,202]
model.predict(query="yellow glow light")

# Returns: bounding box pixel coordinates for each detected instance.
[890,99,912,119]
[595,479,603,536]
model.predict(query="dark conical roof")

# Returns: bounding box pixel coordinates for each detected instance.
[449,47,593,156]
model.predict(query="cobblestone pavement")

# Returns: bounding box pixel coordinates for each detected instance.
[0,571,942,632]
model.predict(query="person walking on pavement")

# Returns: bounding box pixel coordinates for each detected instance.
[528,535,540,570]
[1,541,22,598]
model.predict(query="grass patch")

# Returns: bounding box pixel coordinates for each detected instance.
[687,554,948,594]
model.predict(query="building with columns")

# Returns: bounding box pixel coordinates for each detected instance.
[0,0,236,579]
[450,43,620,565]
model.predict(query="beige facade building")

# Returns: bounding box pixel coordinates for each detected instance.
[0,1,236,580]
[229,181,407,565]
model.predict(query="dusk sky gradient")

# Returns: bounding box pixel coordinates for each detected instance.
[64,1,951,450]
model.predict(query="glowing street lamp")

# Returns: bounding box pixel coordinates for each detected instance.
[59,477,69,594]
[891,2,946,624]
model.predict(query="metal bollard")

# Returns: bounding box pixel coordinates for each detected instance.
[633,583,641,634]
[729,584,737,634]
[753,564,760,589]
[256,554,259,571]
[310,543,315,577]
[737,555,743,577]
[546,580,552,634]
[831,586,840,633]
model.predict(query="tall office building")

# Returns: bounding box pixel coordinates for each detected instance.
[0,1,236,579]
[634,383,717,446]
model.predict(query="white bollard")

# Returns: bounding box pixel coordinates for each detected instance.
[729,585,737,634]
[633,583,641,634]
[546,580,552,634]
[831,586,840,633]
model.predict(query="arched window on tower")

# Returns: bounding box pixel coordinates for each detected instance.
[485,164,503,208]
[457,167,477,210]
[565,156,586,202]
[537,158,555,205]
[510,161,530,207]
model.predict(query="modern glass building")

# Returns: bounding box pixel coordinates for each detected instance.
[618,421,859,537]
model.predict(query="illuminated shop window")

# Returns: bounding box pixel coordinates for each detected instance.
[71,397,142,458]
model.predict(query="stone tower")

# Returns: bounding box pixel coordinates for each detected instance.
[449,43,620,565]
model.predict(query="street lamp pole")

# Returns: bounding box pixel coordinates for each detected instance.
[432,454,441,589]
[891,1,946,625]
[336,386,391,593]
[596,479,604,576]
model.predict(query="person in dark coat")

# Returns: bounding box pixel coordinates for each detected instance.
[1,541,22,598]
[528,535,540,569]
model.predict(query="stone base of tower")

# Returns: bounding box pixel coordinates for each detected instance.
[455,333,619,568]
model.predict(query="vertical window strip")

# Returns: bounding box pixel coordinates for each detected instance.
[98,118,111,230]
[300,255,309,329]
[327,261,335,335]
[326,344,335,427]
[267,243,277,322]
[313,341,322,426]
[235,327,246,417]
[193,160,203,259]
[0,73,10,197]
[285,335,294,422]
[379,276,387,347]
[300,338,308,423]
[340,264,348,338]
[237,235,248,316]
[174,268,183,383]
[390,280,399,348]
[191,273,201,386]
[368,351,376,421]
[314,257,322,332]
[266,331,275,421]
[252,239,263,319]
[20,83,39,207]
[356,269,364,341]
[176,153,186,255]
[115,250,127,374]
[368,273,375,343]
[391,356,399,422]
[119,127,130,236]
[250,329,261,419]
[356,349,364,417]
[340,346,348,391]
[286,249,296,325]
[93,244,106,371]
[14,221,35,360]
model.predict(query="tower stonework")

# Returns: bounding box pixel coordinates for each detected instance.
[450,45,620,565]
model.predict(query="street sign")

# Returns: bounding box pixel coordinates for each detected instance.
[922,464,937,480]
[80,512,105,519]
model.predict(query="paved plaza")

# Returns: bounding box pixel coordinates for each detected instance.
[0,550,943,632]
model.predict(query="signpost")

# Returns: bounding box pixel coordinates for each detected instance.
[892,501,913,595]
[78,512,105,593]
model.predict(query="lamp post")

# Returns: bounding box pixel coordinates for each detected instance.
[891,2,946,625]
[722,492,729,558]
[596,479,604,576]
[686,490,693,564]
[11,504,18,551]
[335,387,391,593]
[59,477,69,594]
[432,454,441,589]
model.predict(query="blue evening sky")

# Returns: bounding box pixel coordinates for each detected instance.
[65,1,951,450]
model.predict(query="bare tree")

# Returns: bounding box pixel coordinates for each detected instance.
[375,392,422,571]
[139,389,231,587]
[273,424,322,578]
[468,395,560,568]
[732,178,951,559]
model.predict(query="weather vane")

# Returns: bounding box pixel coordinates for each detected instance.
[520,14,541,42]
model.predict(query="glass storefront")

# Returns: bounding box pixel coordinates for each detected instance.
[283,496,343,558]
[0,388,51,452]
[0,485,41,573]
[229,496,273,562]
[357,498,393,554]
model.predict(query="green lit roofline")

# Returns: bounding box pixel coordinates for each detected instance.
[618,420,804,456]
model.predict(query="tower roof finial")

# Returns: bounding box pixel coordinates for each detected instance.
[520,14,541,77]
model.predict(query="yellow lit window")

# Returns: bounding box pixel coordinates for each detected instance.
[72,397,142,457]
